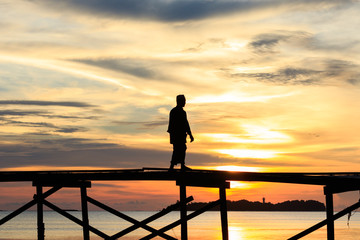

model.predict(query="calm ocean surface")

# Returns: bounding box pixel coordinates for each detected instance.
[1,211,360,239]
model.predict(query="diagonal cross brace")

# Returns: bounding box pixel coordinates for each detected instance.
[0,186,61,225]
[112,196,194,239]
[141,199,221,240]
[88,196,193,240]
[288,200,360,240]
[43,199,110,239]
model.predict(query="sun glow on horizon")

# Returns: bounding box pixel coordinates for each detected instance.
[215,165,259,172]
[204,125,289,160]
[216,149,279,159]
[190,92,295,104]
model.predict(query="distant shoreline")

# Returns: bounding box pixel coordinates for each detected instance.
[0,200,325,212]
[186,199,325,212]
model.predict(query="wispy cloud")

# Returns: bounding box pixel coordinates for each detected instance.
[0,109,46,116]
[33,0,355,22]
[0,100,98,136]
[72,58,162,80]
[0,118,88,133]
[33,0,266,22]
[237,67,322,85]
[0,100,96,108]
[114,119,167,127]
[249,31,312,53]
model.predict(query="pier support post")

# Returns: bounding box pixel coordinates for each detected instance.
[176,177,230,240]
[219,185,229,240]
[36,185,45,240]
[81,186,90,240]
[325,188,334,240]
[180,184,188,240]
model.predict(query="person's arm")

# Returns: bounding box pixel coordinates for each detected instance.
[167,109,173,133]
[189,132,194,142]
[185,112,194,142]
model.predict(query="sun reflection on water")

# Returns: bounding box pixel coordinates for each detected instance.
[229,226,245,240]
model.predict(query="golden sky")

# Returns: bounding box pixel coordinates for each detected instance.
[1,0,360,210]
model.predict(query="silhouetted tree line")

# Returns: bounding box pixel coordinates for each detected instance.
[186,199,325,211]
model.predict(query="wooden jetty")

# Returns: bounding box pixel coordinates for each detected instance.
[1,168,360,239]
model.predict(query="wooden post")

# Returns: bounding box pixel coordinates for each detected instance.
[81,186,90,240]
[36,185,45,240]
[325,192,334,240]
[180,184,188,240]
[219,185,229,240]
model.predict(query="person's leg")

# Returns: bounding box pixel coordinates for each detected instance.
[170,143,188,170]
[170,144,180,169]
[179,144,191,170]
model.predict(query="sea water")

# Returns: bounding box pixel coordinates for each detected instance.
[1,211,360,239]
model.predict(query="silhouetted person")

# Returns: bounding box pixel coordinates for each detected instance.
[168,95,194,170]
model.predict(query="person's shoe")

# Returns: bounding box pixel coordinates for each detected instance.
[169,164,175,172]
[181,165,192,171]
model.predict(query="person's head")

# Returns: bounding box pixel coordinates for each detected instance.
[176,94,186,107]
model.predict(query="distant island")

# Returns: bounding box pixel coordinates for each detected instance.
[187,199,325,211]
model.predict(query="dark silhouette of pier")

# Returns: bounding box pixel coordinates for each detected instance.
[1,168,360,239]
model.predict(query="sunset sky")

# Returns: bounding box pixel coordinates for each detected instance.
[1,0,360,210]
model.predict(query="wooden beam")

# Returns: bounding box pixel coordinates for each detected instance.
[324,184,360,195]
[1,169,360,187]
[33,180,91,188]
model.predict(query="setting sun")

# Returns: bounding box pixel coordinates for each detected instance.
[215,166,259,189]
